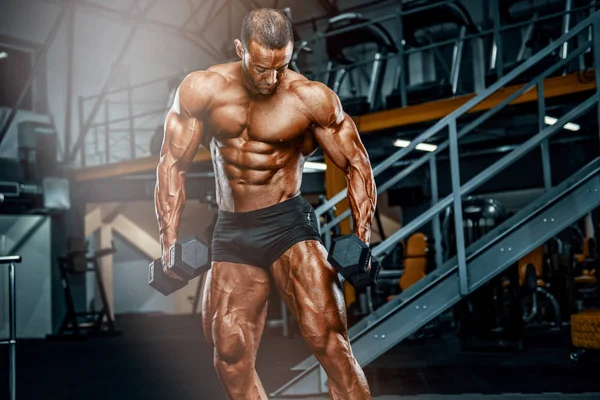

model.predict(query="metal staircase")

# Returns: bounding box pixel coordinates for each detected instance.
[272,10,600,397]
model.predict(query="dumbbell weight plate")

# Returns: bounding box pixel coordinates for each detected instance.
[328,234,371,279]
[149,259,187,296]
[168,235,211,280]
[347,256,380,288]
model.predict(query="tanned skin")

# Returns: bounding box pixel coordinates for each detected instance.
[155,36,376,400]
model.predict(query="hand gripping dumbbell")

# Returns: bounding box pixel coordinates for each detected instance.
[328,234,380,288]
[148,235,211,296]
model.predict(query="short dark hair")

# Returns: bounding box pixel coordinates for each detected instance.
[241,8,294,50]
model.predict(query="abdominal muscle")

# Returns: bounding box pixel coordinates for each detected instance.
[211,140,305,213]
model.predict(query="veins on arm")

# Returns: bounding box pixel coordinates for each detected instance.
[155,71,215,248]
[301,82,377,244]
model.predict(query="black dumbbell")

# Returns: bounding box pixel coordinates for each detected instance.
[328,234,380,288]
[148,235,211,296]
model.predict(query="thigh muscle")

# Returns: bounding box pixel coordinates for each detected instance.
[270,241,348,351]
[202,261,270,358]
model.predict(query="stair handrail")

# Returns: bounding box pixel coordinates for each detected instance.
[315,10,600,233]
[272,12,600,397]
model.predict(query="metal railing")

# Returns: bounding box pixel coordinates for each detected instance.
[316,10,600,296]
[0,255,22,400]
[295,0,596,106]
[76,0,596,168]
[78,71,187,167]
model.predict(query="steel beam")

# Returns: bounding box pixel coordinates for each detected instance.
[184,0,226,59]
[183,0,209,29]
[36,0,222,60]
[273,158,600,396]
[594,20,600,149]
[64,4,75,158]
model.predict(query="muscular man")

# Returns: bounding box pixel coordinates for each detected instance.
[155,8,376,400]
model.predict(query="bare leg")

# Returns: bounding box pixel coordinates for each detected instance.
[202,262,270,400]
[271,240,371,400]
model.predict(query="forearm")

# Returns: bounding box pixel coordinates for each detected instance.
[155,162,187,256]
[346,160,377,245]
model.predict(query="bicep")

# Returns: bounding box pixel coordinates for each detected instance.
[161,110,204,172]
[160,77,210,171]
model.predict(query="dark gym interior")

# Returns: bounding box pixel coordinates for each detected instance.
[1,0,600,399]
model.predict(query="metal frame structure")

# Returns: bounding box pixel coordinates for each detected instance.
[72,0,596,168]
[77,72,187,166]
[0,5,67,146]
[276,159,600,396]
[0,255,22,400]
[65,0,275,166]
[273,10,600,396]
[299,0,594,104]
[315,9,600,249]
[1,1,594,166]
[1,0,262,161]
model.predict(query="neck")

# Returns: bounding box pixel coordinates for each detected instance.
[238,62,260,95]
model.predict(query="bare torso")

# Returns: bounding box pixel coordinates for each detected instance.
[157,53,373,400]
[202,62,318,212]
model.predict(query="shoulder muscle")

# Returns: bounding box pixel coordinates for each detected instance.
[291,80,344,130]
[174,70,225,118]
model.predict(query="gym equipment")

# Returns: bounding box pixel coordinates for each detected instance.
[387,0,479,107]
[487,0,570,86]
[570,309,600,361]
[512,245,563,330]
[328,233,380,288]
[49,238,120,339]
[0,255,21,400]
[149,235,210,296]
[0,156,69,213]
[444,197,525,351]
[400,233,430,292]
[18,121,58,181]
[383,233,430,303]
[323,13,397,114]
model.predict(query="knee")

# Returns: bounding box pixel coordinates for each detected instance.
[213,323,247,365]
[303,332,329,355]
[300,324,348,357]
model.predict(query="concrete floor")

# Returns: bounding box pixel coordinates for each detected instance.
[3,314,599,400]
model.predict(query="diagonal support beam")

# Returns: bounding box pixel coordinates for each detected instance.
[126,0,144,15]
[187,0,233,59]
[111,214,161,261]
[183,0,210,29]
[35,0,223,60]
[199,0,233,35]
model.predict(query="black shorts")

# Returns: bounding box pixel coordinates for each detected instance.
[211,195,323,269]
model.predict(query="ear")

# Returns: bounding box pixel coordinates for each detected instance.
[234,39,244,59]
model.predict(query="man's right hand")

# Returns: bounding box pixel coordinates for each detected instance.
[160,234,185,281]
[155,72,212,285]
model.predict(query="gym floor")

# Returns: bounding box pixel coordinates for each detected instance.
[2,314,599,400]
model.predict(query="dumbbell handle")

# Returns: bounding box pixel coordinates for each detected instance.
[151,242,183,279]
[148,258,187,296]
